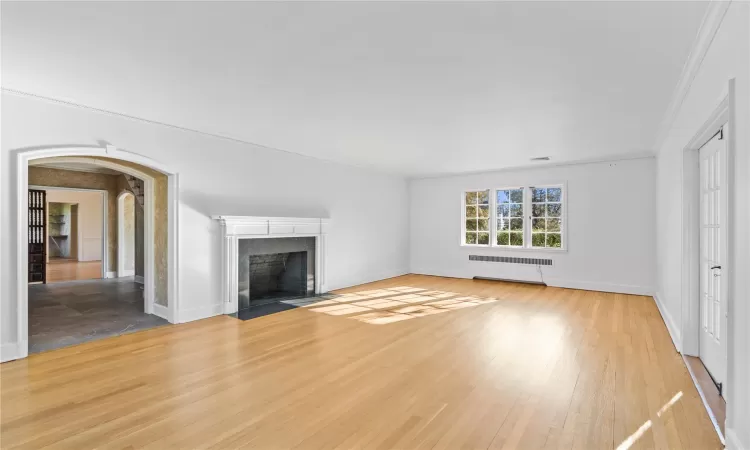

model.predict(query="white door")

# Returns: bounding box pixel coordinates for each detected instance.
[698,125,728,393]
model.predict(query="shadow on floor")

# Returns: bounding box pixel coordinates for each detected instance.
[29,277,169,353]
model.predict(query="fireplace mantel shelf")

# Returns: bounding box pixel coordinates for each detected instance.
[213,215,329,314]
[212,216,330,237]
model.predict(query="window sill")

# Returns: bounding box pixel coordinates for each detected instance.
[460,244,568,254]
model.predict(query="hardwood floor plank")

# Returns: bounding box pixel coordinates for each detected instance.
[1,275,721,449]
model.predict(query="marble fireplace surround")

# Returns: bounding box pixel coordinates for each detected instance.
[212,216,330,314]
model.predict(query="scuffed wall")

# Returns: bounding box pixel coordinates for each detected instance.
[122,194,135,271]
[98,157,168,307]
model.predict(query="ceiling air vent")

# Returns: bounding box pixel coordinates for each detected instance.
[469,255,553,266]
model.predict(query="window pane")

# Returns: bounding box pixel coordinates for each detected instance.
[497,190,509,204]
[498,205,510,217]
[478,205,490,218]
[532,233,545,247]
[509,232,523,246]
[510,204,523,217]
[466,205,477,217]
[547,203,562,217]
[532,218,546,232]
[547,218,561,232]
[497,232,510,245]
[466,219,477,231]
[477,219,489,231]
[477,190,489,205]
[497,218,509,231]
[532,204,546,217]
[510,218,523,231]
[466,192,477,204]
[509,189,523,203]
[547,188,562,202]
[547,233,562,248]
[466,232,477,244]
[477,233,489,245]
[532,188,546,202]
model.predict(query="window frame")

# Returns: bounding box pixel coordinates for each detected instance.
[460,188,495,248]
[460,183,567,252]
[460,189,492,247]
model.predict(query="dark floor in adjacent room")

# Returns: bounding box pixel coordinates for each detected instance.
[28,277,169,353]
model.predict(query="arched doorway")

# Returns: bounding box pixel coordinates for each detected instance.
[117,191,136,278]
[13,145,179,361]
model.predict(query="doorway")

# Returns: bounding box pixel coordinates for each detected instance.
[37,187,107,283]
[118,192,136,278]
[697,126,728,393]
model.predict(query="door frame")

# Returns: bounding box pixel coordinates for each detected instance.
[681,82,735,403]
[117,191,136,278]
[30,185,107,279]
[15,145,180,361]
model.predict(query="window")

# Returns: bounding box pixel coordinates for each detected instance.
[496,188,524,247]
[461,184,565,250]
[464,190,490,245]
[531,187,563,248]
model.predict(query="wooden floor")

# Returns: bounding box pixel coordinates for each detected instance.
[1,275,720,449]
[46,260,102,283]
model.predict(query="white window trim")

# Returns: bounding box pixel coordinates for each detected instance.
[460,183,568,253]
[460,189,491,247]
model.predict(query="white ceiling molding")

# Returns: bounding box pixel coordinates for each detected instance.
[652,0,731,152]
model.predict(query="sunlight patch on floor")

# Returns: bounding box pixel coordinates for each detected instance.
[615,391,684,450]
[306,286,497,324]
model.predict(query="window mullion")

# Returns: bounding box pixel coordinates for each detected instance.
[490,189,496,247]
[524,188,531,248]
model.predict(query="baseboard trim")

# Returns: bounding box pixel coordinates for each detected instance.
[179,303,224,323]
[726,428,747,450]
[134,275,144,284]
[152,303,171,322]
[544,278,654,296]
[654,292,682,353]
[410,269,653,296]
[326,269,409,292]
[105,271,117,279]
[1,341,26,363]
[118,269,135,277]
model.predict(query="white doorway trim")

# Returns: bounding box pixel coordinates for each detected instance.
[117,191,136,278]
[15,145,180,361]
[29,185,108,279]
[681,95,729,357]
[680,80,736,433]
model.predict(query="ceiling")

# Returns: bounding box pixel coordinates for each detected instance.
[2,1,707,177]
[31,161,123,176]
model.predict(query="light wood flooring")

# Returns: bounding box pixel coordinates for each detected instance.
[46,260,102,283]
[0,275,721,449]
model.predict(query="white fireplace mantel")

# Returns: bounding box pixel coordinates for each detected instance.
[212,216,330,314]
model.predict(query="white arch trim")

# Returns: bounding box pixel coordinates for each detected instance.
[117,191,135,279]
[15,145,179,360]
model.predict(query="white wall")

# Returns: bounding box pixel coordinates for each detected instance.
[409,157,656,295]
[45,189,103,261]
[655,3,750,449]
[0,93,410,355]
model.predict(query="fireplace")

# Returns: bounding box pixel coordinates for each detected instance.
[239,237,316,309]
[213,216,329,315]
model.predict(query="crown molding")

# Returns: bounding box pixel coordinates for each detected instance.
[652,0,731,152]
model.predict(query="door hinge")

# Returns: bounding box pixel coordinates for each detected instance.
[718,128,724,140]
